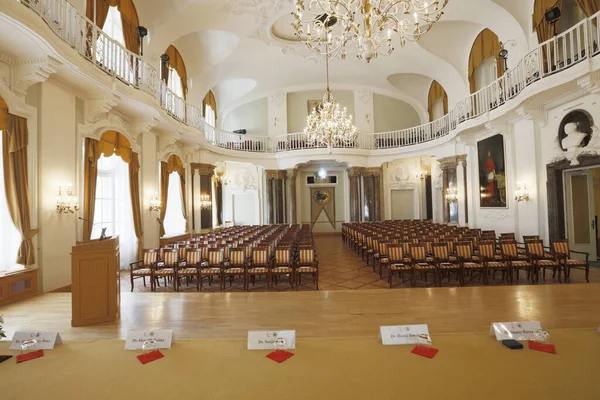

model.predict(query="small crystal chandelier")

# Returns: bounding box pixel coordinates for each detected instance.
[292,0,448,63]
[304,50,357,153]
[200,194,212,210]
[149,192,161,213]
[56,184,79,214]
[445,186,458,203]
[514,182,530,202]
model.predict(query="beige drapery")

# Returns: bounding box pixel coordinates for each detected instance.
[427,80,448,122]
[468,29,505,94]
[532,1,562,72]
[575,0,600,16]
[85,0,140,54]
[158,162,169,237]
[202,91,217,121]
[83,138,100,241]
[129,153,143,260]
[2,113,38,265]
[163,45,188,99]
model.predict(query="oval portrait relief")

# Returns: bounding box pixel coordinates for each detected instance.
[558,110,593,151]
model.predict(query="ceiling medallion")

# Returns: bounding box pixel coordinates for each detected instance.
[292,0,448,63]
[303,49,357,154]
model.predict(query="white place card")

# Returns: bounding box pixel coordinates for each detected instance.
[247,330,296,350]
[125,329,175,350]
[380,324,430,345]
[489,321,542,341]
[10,331,63,350]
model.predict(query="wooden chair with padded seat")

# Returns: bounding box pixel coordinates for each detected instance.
[271,247,295,290]
[455,242,485,286]
[551,240,590,283]
[153,248,178,291]
[388,244,412,288]
[409,243,437,287]
[129,248,158,291]
[526,240,563,283]
[295,247,319,290]
[500,240,535,284]
[176,248,201,291]
[223,247,248,291]
[432,243,460,286]
[478,240,510,285]
[200,248,225,291]
[247,247,272,290]
[377,241,391,279]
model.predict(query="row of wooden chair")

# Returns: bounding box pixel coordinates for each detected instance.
[343,221,590,287]
[129,224,319,291]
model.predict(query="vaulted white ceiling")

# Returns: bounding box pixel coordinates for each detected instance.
[136,0,532,118]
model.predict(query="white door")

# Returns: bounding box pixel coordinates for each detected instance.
[565,170,597,261]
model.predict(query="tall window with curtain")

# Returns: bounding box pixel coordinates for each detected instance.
[95,7,126,72]
[0,130,21,272]
[163,171,187,236]
[427,80,448,122]
[468,29,504,94]
[203,90,217,128]
[93,154,137,268]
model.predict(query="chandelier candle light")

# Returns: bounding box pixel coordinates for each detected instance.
[149,192,161,212]
[304,47,357,153]
[56,184,79,214]
[292,0,448,63]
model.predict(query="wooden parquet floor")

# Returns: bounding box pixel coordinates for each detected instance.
[124,234,599,292]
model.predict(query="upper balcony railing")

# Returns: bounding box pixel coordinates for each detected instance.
[16,0,600,153]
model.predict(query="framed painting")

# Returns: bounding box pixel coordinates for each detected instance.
[477,134,507,208]
[307,99,322,115]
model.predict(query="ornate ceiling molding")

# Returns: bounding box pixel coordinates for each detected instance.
[47,76,86,99]
[269,92,286,107]
[543,87,588,111]
[13,56,61,96]
[484,121,509,135]
[515,105,547,126]
[131,118,158,141]
[577,71,600,94]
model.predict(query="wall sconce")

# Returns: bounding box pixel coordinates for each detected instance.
[514,181,530,202]
[56,184,79,214]
[416,168,429,181]
[445,186,458,203]
[214,170,230,186]
[149,192,161,213]
[200,194,212,210]
[136,26,148,56]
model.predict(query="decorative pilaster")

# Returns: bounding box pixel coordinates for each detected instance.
[266,169,288,224]
[288,168,298,224]
[364,167,382,221]
[191,163,216,230]
[347,167,364,222]
[456,156,467,226]
[13,56,61,96]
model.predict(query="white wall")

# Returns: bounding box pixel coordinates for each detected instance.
[287,90,355,133]
[221,161,265,226]
[222,97,268,136]
[141,132,159,248]
[373,93,421,133]
[37,82,78,292]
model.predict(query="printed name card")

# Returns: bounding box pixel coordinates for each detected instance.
[380,325,430,345]
[125,329,174,350]
[247,330,296,350]
[489,321,542,341]
[9,331,63,350]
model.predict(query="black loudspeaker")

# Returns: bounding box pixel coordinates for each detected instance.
[233,129,247,134]
[545,7,561,24]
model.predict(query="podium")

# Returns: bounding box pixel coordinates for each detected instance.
[71,236,120,327]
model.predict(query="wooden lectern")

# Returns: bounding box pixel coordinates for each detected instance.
[71,236,120,327]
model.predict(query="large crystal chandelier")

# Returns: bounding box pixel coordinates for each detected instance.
[292,0,448,63]
[304,51,357,153]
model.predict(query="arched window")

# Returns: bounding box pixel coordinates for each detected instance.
[161,155,187,237]
[203,91,217,127]
[91,131,138,268]
[427,80,448,122]
[162,45,188,100]
[0,108,21,271]
[468,29,504,93]
[559,0,587,33]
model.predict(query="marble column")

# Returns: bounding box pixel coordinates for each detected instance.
[438,156,460,224]
[456,156,467,226]
[266,170,287,224]
[347,167,363,222]
[363,167,382,222]
[288,168,298,224]
[191,163,216,230]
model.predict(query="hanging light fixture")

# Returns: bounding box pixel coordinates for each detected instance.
[292,0,448,63]
[445,186,458,203]
[56,184,79,214]
[303,48,357,153]
[200,194,212,210]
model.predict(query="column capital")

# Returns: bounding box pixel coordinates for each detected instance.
[190,163,216,176]
[347,167,365,178]
[266,169,287,180]
[363,167,382,177]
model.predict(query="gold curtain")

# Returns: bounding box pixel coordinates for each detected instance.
[129,152,143,260]
[164,45,188,99]
[202,90,217,120]
[179,171,188,233]
[119,0,140,55]
[158,162,169,237]
[0,97,7,130]
[85,0,116,28]
[98,130,132,163]
[2,114,37,266]
[83,138,100,241]
[468,29,505,94]
[533,1,562,72]
[427,80,448,122]
[575,0,600,16]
